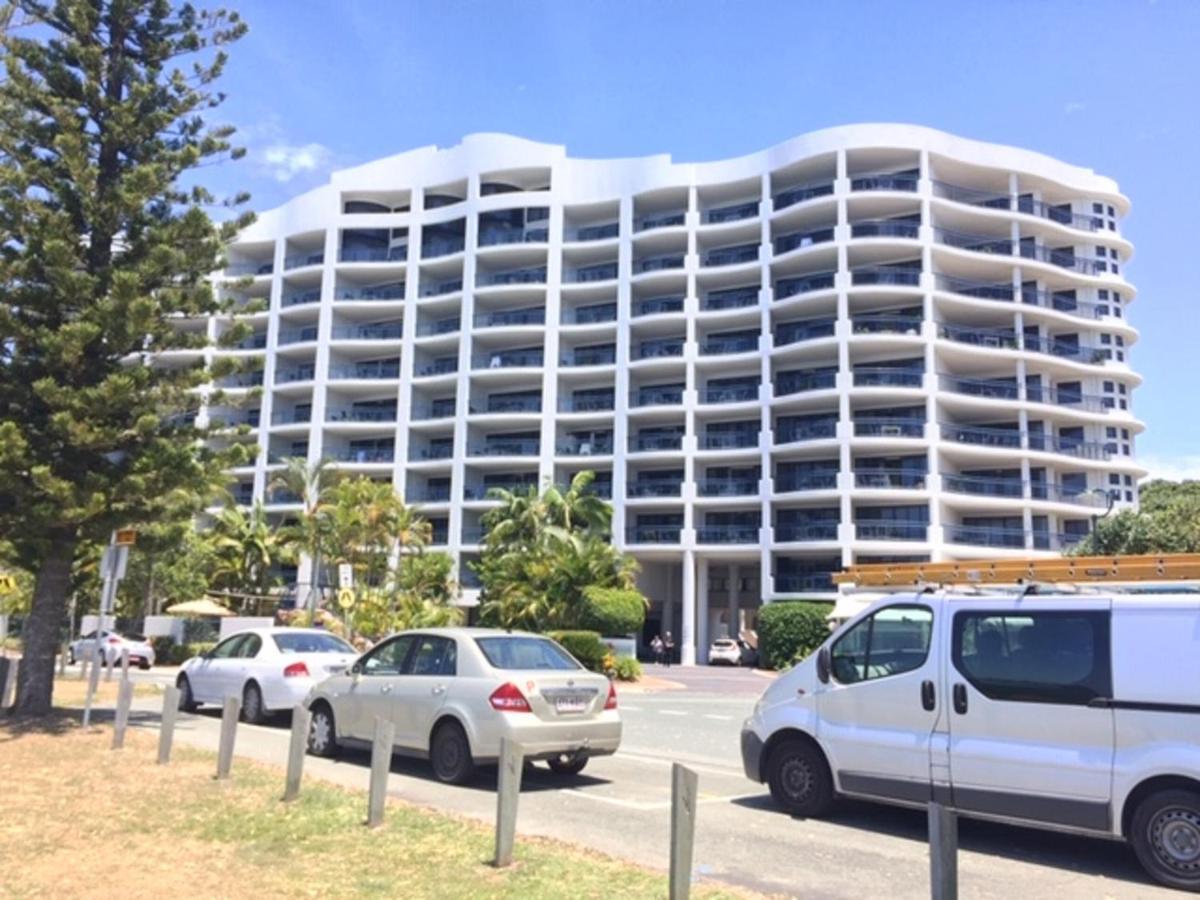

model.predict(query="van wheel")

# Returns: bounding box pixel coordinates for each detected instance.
[1131,788,1200,891]
[766,738,834,818]
[430,721,475,785]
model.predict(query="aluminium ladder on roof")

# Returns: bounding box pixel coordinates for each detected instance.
[832,553,1200,588]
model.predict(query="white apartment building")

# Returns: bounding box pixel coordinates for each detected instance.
[192,124,1144,664]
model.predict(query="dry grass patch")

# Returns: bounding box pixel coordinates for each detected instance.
[0,719,754,899]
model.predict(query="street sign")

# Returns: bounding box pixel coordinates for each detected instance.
[336,588,355,611]
[338,563,353,589]
[0,573,16,593]
[114,529,137,547]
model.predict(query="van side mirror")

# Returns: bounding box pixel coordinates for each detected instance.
[816,646,831,684]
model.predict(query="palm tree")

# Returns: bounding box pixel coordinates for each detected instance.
[270,457,337,615]
[206,504,280,603]
[544,471,610,534]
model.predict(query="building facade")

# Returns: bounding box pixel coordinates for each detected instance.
[198,125,1144,664]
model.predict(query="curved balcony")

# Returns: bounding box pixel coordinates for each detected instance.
[772,181,834,211]
[855,418,924,438]
[325,407,397,424]
[852,368,923,388]
[700,335,758,356]
[702,287,759,312]
[625,525,682,544]
[633,338,685,361]
[328,362,400,381]
[699,384,759,404]
[474,307,546,328]
[776,473,838,492]
[558,395,615,413]
[931,180,1011,210]
[851,219,920,240]
[569,262,619,284]
[939,375,1019,400]
[851,172,919,193]
[468,438,540,457]
[630,387,684,408]
[855,522,928,541]
[704,201,759,225]
[697,524,759,544]
[628,434,684,453]
[703,244,759,268]
[636,254,686,274]
[575,223,620,242]
[329,448,395,464]
[416,317,461,337]
[471,397,542,415]
[942,474,1023,498]
[775,271,836,300]
[775,370,837,396]
[415,359,458,377]
[277,327,318,346]
[225,261,274,277]
[1028,434,1112,461]
[282,289,321,309]
[774,227,835,256]
[478,266,547,288]
[561,346,616,367]
[634,295,685,317]
[563,302,617,325]
[775,318,836,347]
[851,265,921,287]
[944,524,1025,549]
[331,323,403,341]
[556,438,613,456]
[700,431,759,450]
[422,239,466,260]
[338,283,405,303]
[420,279,463,298]
[1022,335,1108,364]
[628,481,683,498]
[940,423,1022,448]
[852,315,923,336]
[338,246,406,264]
[775,523,839,542]
[697,479,758,497]
[478,227,549,247]
[270,409,311,426]
[471,350,544,370]
[411,402,456,421]
[938,323,1018,350]
[1019,242,1102,276]
[853,471,927,489]
[285,251,325,270]
[935,227,1013,257]
[775,421,837,444]
[775,572,835,591]
[274,365,316,385]
[636,212,686,232]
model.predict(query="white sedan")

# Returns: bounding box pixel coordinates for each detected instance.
[177,627,357,724]
[69,630,156,669]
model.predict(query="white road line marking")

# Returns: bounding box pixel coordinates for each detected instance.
[659,709,687,716]
[620,705,642,711]
[561,789,758,811]
[703,714,732,721]
[614,750,749,779]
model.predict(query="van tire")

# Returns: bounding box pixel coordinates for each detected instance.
[766,738,834,818]
[1130,788,1200,892]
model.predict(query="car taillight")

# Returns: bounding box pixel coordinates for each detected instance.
[489,682,531,713]
[107,636,121,644]
[604,681,618,710]
[283,662,310,678]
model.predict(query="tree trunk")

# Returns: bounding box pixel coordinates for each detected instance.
[15,532,77,716]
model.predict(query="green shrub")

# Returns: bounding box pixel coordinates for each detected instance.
[578,586,647,635]
[162,640,216,665]
[548,630,607,672]
[611,655,642,682]
[149,637,175,663]
[758,601,834,670]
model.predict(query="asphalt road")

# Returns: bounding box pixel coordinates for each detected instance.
[109,666,1180,899]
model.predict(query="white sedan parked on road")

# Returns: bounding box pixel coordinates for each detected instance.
[305,627,622,784]
[69,630,156,669]
[177,627,357,724]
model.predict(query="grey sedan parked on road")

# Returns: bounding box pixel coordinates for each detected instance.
[304,627,621,784]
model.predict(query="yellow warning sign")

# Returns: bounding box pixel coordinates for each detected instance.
[336,588,355,611]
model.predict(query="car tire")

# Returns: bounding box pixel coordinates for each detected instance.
[139,661,151,671]
[177,675,199,713]
[766,738,834,818]
[430,721,475,785]
[1130,788,1200,892]
[546,752,589,777]
[241,682,267,725]
[307,703,339,758]
[67,648,76,665]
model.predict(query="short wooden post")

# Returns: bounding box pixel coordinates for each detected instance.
[104,644,114,681]
[929,801,959,900]
[0,657,16,709]
[216,696,240,780]
[58,641,68,676]
[283,705,310,802]
[493,737,525,867]
[157,685,179,765]
[111,679,134,749]
[82,649,102,727]
[119,647,130,680]
[366,716,395,827]
[669,763,699,900]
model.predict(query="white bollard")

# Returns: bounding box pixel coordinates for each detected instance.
[157,685,179,765]
[216,696,240,779]
[493,737,525,867]
[367,716,395,827]
[669,763,699,900]
[283,706,310,802]
[111,679,134,750]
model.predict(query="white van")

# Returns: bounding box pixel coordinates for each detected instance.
[740,591,1200,891]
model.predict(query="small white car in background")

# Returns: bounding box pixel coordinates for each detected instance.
[69,630,156,669]
[708,638,744,666]
[305,627,622,784]
[176,627,357,724]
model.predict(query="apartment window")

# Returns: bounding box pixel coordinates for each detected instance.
[1119,384,1127,395]
[1092,203,1104,214]
[1107,205,1115,216]
[1103,381,1114,392]
[1098,290,1109,300]
[1125,490,1133,502]
[830,605,933,684]
[1122,429,1130,439]
[953,611,1111,705]
[1100,334,1111,345]
[1109,473,1121,486]
[1106,427,1118,438]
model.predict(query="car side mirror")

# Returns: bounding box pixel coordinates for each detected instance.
[816,646,831,684]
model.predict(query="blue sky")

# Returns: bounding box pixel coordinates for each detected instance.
[205,0,1200,479]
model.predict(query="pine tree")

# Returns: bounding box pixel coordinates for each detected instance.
[0,0,250,714]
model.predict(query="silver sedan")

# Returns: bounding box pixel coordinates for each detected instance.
[304,627,621,783]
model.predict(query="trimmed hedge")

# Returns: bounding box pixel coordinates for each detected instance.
[548,630,607,673]
[578,587,647,636]
[758,601,834,670]
[151,639,217,666]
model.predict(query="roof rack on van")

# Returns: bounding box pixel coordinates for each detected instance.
[833,553,1200,590]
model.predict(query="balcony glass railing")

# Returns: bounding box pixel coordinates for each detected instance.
[700,336,758,355]
[1019,243,1100,275]
[1033,531,1088,552]
[851,220,920,240]
[270,409,311,425]
[225,261,273,277]
[478,227,548,247]
[1026,386,1108,412]
[219,371,264,388]
[776,421,837,443]
[854,471,927,489]
[945,525,1025,548]
[285,252,325,270]
[631,387,684,407]
[636,254,686,273]
[939,375,1019,400]
[697,479,758,497]
[775,371,837,395]
[275,366,315,384]
[701,431,758,450]
[469,439,540,457]
[855,522,928,541]
[628,481,684,498]
[1028,435,1111,461]
[460,526,487,543]
[410,486,451,503]
[416,317,460,337]
[422,239,465,259]
[338,284,405,302]
[330,447,395,463]
[703,287,758,311]
[775,318,835,345]
[851,265,921,287]
[1022,336,1107,364]
[1020,286,1102,319]
[853,368,923,388]
[626,525,682,543]
[326,407,397,423]
[282,289,321,308]
[776,473,838,492]
[558,395,614,412]
[474,307,545,328]
[634,339,685,360]
[705,201,759,224]
[411,445,454,461]
[635,295,684,316]
[936,275,1014,302]
[331,323,403,341]
[328,362,400,380]
[277,327,318,345]
[853,316,923,336]
[855,418,924,438]
[564,303,617,325]
[415,359,457,377]
[942,474,1023,498]
[940,423,1022,448]
[338,246,406,263]
[775,572,835,591]
[479,267,547,287]
[575,223,620,242]
[851,172,919,193]
[773,181,834,211]
[701,384,759,404]
[774,227,835,255]
[629,434,684,452]
[938,324,1018,349]
[420,279,463,298]
[556,439,613,456]
[697,524,759,544]
[1031,484,1106,506]
[1016,196,1100,231]
[636,212,686,232]
[476,398,542,414]
[776,523,839,542]
[472,350,544,369]
[411,403,455,421]
[936,227,1013,256]
[562,347,616,366]
[571,262,619,283]
[703,244,758,267]
[931,180,1011,209]
[465,483,536,500]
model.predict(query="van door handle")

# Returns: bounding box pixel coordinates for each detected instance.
[431,685,446,696]
[921,680,936,711]
[952,683,968,715]
[380,685,392,695]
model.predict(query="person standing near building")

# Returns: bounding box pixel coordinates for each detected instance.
[650,634,664,666]
[662,631,675,667]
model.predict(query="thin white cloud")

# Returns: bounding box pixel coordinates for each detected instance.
[1137,454,1200,483]
[1064,101,1086,116]
[259,142,334,183]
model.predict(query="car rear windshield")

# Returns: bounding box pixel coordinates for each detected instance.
[475,637,581,671]
[272,633,355,654]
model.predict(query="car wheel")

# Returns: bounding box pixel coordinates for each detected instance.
[546,752,589,777]
[1130,788,1200,891]
[177,675,199,713]
[241,682,266,725]
[67,648,76,665]
[139,661,151,671]
[430,721,475,785]
[766,738,834,818]
[307,703,339,758]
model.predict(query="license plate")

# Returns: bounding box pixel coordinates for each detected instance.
[554,698,588,714]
